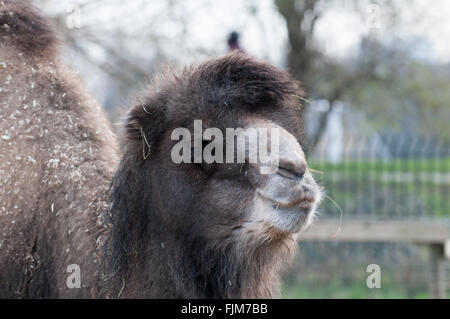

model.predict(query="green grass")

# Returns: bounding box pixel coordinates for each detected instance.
[309,158,450,173]
[281,158,449,298]
[282,281,429,299]
[308,158,450,218]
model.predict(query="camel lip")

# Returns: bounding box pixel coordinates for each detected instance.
[272,202,312,215]
[257,193,314,214]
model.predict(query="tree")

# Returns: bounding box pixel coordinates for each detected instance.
[274,0,399,152]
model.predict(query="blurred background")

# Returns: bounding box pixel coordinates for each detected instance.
[35,0,450,298]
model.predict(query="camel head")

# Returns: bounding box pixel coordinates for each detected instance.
[108,53,321,297]
[120,52,320,247]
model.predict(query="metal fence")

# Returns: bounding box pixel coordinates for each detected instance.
[282,131,450,299]
[310,132,450,220]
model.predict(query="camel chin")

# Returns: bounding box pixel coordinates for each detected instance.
[254,192,319,235]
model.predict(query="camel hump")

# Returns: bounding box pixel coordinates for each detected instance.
[0,0,59,59]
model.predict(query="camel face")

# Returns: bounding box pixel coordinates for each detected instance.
[171,117,321,235]
[122,53,321,247]
[155,117,320,237]
[104,53,323,298]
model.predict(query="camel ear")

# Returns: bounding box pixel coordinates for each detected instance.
[126,103,167,153]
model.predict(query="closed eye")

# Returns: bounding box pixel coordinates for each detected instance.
[277,165,304,180]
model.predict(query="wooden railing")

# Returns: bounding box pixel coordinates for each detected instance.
[299,219,450,299]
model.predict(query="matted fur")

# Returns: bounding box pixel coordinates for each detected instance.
[106,54,306,298]
[0,0,59,59]
[0,0,118,298]
[0,1,309,299]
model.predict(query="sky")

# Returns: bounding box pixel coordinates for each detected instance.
[37,0,450,65]
[313,0,450,63]
[34,0,450,110]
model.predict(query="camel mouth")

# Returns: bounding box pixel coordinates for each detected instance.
[270,199,315,217]
[272,200,313,211]
[255,194,317,234]
[257,191,317,213]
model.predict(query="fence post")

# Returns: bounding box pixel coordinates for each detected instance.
[429,244,447,299]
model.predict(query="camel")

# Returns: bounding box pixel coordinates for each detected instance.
[0,0,320,298]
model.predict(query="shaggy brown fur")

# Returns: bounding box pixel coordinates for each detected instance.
[0,0,58,59]
[0,0,118,298]
[107,56,306,299]
[0,1,310,298]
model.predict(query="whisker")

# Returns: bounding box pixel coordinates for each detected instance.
[140,127,151,160]
[117,275,126,298]
[309,168,323,174]
[142,105,151,114]
[295,95,312,104]
[323,194,343,238]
